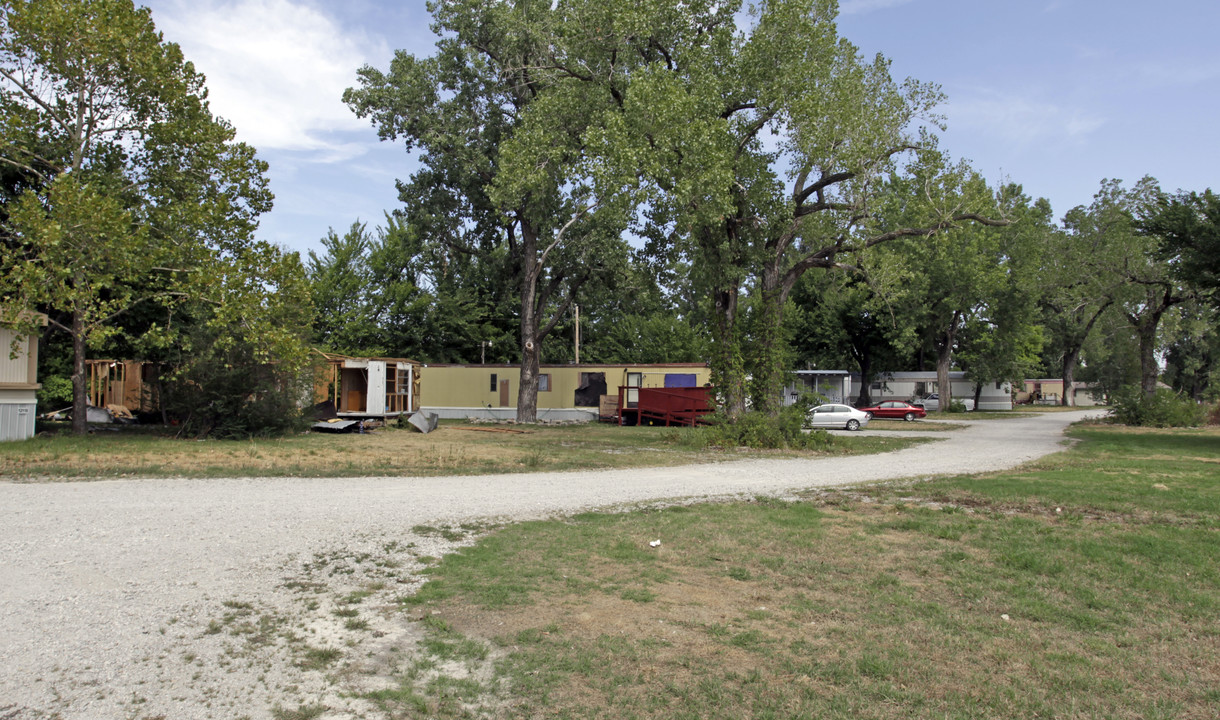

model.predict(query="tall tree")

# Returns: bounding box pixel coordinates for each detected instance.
[862,164,1011,409]
[0,0,292,433]
[345,0,633,422]
[536,0,1003,416]
[1092,178,1191,395]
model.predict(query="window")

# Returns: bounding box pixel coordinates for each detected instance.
[663,373,696,388]
[995,381,1003,390]
[539,373,551,392]
[489,373,497,392]
[626,372,642,387]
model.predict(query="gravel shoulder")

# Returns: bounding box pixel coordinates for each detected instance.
[0,410,1100,719]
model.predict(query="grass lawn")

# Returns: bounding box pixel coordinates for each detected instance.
[383,422,1219,719]
[0,420,928,480]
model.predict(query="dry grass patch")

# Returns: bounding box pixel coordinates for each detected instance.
[3,421,928,480]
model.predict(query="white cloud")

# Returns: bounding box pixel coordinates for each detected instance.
[149,0,388,160]
[947,89,1104,147]
[838,0,915,15]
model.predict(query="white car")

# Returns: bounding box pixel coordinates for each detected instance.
[806,404,870,431]
[914,394,975,412]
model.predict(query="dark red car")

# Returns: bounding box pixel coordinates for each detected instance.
[857,400,926,421]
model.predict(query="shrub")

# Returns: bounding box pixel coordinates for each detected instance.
[35,375,73,409]
[946,399,968,413]
[162,326,316,439]
[676,404,833,451]
[1108,386,1207,428]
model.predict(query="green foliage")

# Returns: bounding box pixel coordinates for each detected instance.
[1109,386,1207,428]
[1,0,277,432]
[35,374,71,408]
[945,400,968,413]
[692,403,832,451]
[1140,188,1220,296]
[162,324,314,440]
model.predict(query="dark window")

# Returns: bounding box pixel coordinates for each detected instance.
[489,373,497,392]
[663,373,696,388]
[575,372,606,406]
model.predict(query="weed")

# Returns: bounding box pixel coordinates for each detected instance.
[270,705,326,720]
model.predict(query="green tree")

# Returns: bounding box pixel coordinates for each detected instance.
[307,221,377,353]
[788,268,913,406]
[1161,300,1218,401]
[544,0,1003,416]
[863,165,1012,408]
[1139,188,1219,298]
[345,0,634,422]
[0,0,289,433]
[956,188,1050,407]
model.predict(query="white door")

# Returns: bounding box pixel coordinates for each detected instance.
[368,361,387,415]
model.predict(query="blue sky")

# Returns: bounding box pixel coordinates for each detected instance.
[140,0,1220,259]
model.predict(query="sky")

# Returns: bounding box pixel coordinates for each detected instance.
[140,0,1220,259]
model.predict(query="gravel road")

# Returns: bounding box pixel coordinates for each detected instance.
[0,410,1099,719]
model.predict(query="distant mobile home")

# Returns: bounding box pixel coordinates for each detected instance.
[782,370,853,406]
[1,311,46,441]
[860,371,1014,411]
[420,363,712,421]
[1018,379,1106,407]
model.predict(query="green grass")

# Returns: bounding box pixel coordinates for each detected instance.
[387,423,1219,719]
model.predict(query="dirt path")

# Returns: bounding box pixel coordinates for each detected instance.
[0,411,1099,719]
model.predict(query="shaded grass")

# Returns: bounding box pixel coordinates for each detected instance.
[393,424,1219,719]
[1,421,929,480]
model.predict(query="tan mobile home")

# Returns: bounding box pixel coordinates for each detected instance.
[420,363,712,421]
[1,311,46,441]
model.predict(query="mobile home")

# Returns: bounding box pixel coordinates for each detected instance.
[861,371,1013,411]
[420,363,712,421]
[1,311,46,441]
[315,353,422,418]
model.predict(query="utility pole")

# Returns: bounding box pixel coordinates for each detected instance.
[574,304,580,364]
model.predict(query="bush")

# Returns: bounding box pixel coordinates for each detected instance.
[162,327,316,439]
[1109,386,1207,428]
[946,400,968,413]
[676,404,834,451]
[35,375,73,409]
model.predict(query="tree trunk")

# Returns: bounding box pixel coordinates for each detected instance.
[934,313,959,410]
[1060,346,1081,407]
[750,280,787,416]
[854,352,873,406]
[936,341,953,410]
[973,382,983,410]
[516,331,541,422]
[516,221,541,423]
[1135,318,1160,396]
[71,310,88,435]
[711,285,746,420]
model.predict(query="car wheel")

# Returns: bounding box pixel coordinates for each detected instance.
[904,412,915,422]
[846,419,860,431]
[865,411,874,420]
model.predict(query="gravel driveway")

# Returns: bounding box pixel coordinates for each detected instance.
[0,410,1099,719]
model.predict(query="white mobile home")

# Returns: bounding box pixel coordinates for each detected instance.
[1,311,46,442]
[861,371,1013,411]
[782,370,853,406]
